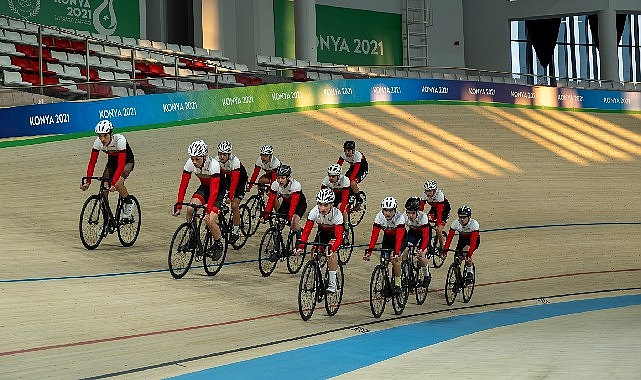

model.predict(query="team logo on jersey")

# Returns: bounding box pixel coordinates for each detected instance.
[7,0,41,19]
[93,0,117,35]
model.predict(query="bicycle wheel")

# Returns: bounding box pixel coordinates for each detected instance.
[79,195,106,250]
[400,259,413,305]
[392,266,408,315]
[324,262,344,316]
[231,204,251,249]
[338,224,354,265]
[348,191,367,227]
[117,195,141,247]
[168,223,196,279]
[203,225,227,276]
[286,231,305,274]
[431,231,447,269]
[462,263,476,303]
[445,263,459,306]
[245,194,262,236]
[415,262,429,305]
[258,228,278,277]
[298,260,318,321]
[369,265,387,318]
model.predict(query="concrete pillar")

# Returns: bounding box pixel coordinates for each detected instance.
[597,7,619,81]
[294,0,316,62]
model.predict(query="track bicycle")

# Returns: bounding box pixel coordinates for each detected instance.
[346,190,367,227]
[427,219,448,268]
[444,249,476,305]
[244,182,269,236]
[297,241,345,321]
[366,248,408,318]
[257,212,304,277]
[79,176,141,250]
[168,202,228,279]
[401,243,429,306]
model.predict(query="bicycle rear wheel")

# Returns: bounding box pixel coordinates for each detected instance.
[325,262,344,316]
[168,223,196,279]
[369,265,387,318]
[231,204,251,249]
[245,194,262,236]
[298,261,318,321]
[258,228,278,277]
[348,191,366,227]
[338,224,354,265]
[431,231,447,268]
[117,195,141,247]
[286,230,305,274]
[79,194,106,250]
[462,263,476,303]
[203,227,227,276]
[445,263,459,305]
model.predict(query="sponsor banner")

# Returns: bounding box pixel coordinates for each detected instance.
[1,78,640,138]
[0,0,140,38]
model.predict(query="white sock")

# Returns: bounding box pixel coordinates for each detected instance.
[232,225,240,234]
[423,265,430,277]
[328,271,337,288]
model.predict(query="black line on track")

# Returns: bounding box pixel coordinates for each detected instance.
[81,286,641,379]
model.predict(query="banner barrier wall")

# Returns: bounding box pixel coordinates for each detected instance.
[2,78,640,139]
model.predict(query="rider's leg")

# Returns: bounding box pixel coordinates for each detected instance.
[326,251,338,292]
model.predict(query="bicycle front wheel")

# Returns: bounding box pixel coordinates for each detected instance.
[338,224,354,265]
[231,204,251,249]
[286,231,305,274]
[298,261,318,321]
[79,194,106,250]
[168,223,195,279]
[431,231,447,269]
[348,191,366,227]
[245,194,262,236]
[462,263,476,303]
[325,262,344,316]
[445,263,459,306]
[392,266,407,315]
[258,228,278,277]
[369,265,387,318]
[117,195,141,247]
[415,263,429,306]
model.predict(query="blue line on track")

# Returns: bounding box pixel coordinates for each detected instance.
[168,293,641,379]
[3,221,638,283]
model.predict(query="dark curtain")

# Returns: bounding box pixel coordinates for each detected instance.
[587,14,628,48]
[525,18,562,68]
[166,0,194,46]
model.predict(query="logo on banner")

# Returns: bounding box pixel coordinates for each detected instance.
[93,0,117,35]
[7,0,41,19]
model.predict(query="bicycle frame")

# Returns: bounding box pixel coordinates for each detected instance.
[367,248,407,317]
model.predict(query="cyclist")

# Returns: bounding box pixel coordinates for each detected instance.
[247,144,281,192]
[420,179,451,252]
[214,140,248,245]
[320,164,350,230]
[263,164,307,246]
[80,120,136,218]
[296,188,344,293]
[443,205,480,283]
[402,196,432,288]
[363,196,406,295]
[337,140,368,207]
[172,140,225,257]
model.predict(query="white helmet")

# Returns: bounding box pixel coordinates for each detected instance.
[316,188,336,204]
[381,196,398,209]
[94,120,113,134]
[188,140,208,156]
[259,145,273,155]
[423,180,437,191]
[327,164,342,176]
[217,140,232,153]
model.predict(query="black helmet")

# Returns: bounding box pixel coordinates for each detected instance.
[457,204,472,217]
[343,140,355,150]
[275,164,292,177]
[404,196,421,212]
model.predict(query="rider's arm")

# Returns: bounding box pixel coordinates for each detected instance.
[468,230,480,257]
[175,171,191,210]
[394,225,405,255]
[337,156,344,165]
[287,191,301,221]
[206,174,222,214]
[247,165,260,190]
[331,224,344,252]
[297,219,314,250]
[367,224,382,250]
[419,199,427,212]
[85,149,100,183]
[443,228,456,252]
[110,150,127,187]
[338,188,349,213]
[228,169,240,201]
[435,202,445,225]
[263,189,278,218]
[348,162,360,181]
[420,225,430,251]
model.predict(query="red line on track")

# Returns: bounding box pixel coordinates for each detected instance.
[2,267,639,357]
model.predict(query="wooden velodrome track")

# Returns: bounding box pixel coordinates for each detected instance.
[1,103,640,379]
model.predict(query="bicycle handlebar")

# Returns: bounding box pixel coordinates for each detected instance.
[81,176,110,187]
[173,202,207,214]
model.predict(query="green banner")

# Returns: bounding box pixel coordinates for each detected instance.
[0,0,140,38]
[274,1,402,66]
